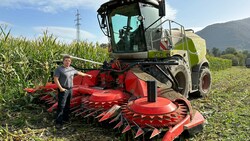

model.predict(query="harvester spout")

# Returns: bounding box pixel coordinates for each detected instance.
[61,54,103,65]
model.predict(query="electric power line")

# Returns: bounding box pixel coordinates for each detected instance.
[75,9,81,42]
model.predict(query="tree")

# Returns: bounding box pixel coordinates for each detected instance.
[206,49,211,55]
[242,50,250,58]
[211,47,221,57]
[235,52,247,66]
[223,47,237,55]
[220,54,239,66]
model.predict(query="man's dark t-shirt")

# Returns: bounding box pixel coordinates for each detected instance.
[54,66,78,89]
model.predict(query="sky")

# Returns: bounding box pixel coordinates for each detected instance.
[0,0,250,44]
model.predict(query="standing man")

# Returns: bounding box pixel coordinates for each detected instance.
[54,55,92,129]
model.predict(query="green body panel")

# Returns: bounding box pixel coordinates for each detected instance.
[148,50,170,58]
[172,31,207,67]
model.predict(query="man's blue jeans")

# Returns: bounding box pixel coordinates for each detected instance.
[55,88,72,125]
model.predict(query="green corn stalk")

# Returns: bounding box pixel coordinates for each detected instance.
[0,26,109,103]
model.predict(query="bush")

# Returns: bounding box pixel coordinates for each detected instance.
[220,54,239,66]
[207,55,232,71]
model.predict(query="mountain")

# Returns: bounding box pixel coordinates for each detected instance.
[196,17,250,51]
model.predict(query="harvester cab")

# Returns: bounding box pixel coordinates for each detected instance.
[98,0,169,58]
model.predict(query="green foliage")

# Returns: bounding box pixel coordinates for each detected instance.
[210,47,249,66]
[221,47,237,55]
[221,54,239,66]
[221,52,247,66]
[207,55,232,71]
[0,26,109,102]
[235,52,247,66]
[211,47,221,57]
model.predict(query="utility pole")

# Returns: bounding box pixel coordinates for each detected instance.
[75,9,81,42]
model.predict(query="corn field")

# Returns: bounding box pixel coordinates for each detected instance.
[0,26,109,102]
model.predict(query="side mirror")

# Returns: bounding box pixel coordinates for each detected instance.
[159,0,165,17]
[101,14,107,28]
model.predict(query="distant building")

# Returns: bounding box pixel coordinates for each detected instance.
[246,58,250,68]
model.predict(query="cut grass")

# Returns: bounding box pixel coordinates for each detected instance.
[190,66,250,141]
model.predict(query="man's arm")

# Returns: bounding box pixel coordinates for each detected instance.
[54,76,66,92]
[77,71,92,78]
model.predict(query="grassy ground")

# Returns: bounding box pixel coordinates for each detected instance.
[190,66,250,141]
[1,66,250,141]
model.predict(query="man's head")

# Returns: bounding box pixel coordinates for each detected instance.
[63,55,71,68]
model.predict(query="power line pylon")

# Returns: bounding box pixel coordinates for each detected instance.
[75,9,81,42]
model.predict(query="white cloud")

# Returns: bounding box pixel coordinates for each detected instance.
[33,26,96,43]
[165,2,177,20]
[0,0,107,13]
[187,27,204,32]
[39,5,57,13]
[98,36,109,44]
[0,0,177,16]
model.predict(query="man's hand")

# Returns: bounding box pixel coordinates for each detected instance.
[60,88,66,92]
[77,71,92,78]
[87,74,92,78]
[54,76,65,93]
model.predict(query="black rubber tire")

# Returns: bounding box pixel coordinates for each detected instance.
[198,66,212,97]
[170,59,190,98]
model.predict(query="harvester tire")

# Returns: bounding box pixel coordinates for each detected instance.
[198,66,211,97]
[170,59,190,98]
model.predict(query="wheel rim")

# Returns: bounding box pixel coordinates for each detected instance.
[201,73,210,93]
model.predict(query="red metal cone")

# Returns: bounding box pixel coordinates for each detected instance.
[47,103,58,112]
[48,100,56,105]
[158,115,163,119]
[109,114,121,124]
[134,128,144,138]
[133,113,139,117]
[99,105,120,122]
[95,111,106,118]
[149,116,155,119]
[122,125,131,133]
[113,121,123,129]
[99,111,114,122]
[45,97,54,103]
[150,128,161,139]
[40,95,51,101]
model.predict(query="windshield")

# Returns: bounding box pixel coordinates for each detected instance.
[140,3,162,49]
[109,3,146,53]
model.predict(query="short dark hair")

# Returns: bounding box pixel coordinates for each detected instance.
[63,55,71,61]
